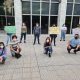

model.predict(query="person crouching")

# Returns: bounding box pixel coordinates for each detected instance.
[67,34,80,54]
[10,35,22,59]
[44,37,53,57]
[0,42,7,64]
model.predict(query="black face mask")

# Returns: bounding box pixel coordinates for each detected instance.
[75,37,78,39]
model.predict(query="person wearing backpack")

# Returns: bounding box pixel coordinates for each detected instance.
[0,42,7,64]
[33,23,41,45]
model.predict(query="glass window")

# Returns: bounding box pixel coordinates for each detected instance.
[41,3,49,14]
[65,16,72,34]
[67,0,73,2]
[0,16,6,30]
[0,7,5,15]
[32,2,40,14]
[51,3,59,15]
[42,0,49,1]
[32,0,40,1]
[6,7,13,16]
[22,1,30,14]
[74,4,80,15]
[0,0,4,6]
[66,3,73,15]
[75,0,80,3]
[51,0,60,2]
[72,16,79,28]
[7,17,15,25]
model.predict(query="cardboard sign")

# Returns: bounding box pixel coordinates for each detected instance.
[4,26,16,33]
[72,28,80,36]
[49,27,60,34]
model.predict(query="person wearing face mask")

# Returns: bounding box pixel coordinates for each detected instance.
[67,34,80,54]
[50,24,57,46]
[10,35,22,59]
[44,37,53,57]
[60,24,67,41]
[0,42,7,64]
[33,23,41,45]
[20,23,27,43]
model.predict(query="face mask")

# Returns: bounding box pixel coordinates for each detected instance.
[0,45,4,49]
[75,37,78,39]
[46,40,49,42]
[36,24,38,27]
[13,39,17,41]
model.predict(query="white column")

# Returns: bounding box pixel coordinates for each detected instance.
[58,0,67,34]
[79,17,80,24]
[14,0,22,37]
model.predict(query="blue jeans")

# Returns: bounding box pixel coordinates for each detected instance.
[61,31,66,40]
[6,33,12,45]
[44,47,52,54]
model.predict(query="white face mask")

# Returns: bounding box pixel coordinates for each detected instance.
[46,40,49,42]
[13,39,17,42]
[0,45,4,49]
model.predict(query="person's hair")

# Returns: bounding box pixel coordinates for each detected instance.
[0,42,5,49]
[12,35,17,39]
[45,37,51,43]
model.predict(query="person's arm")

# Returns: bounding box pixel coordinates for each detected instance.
[10,45,17,53]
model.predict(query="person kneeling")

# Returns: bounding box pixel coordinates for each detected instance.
[44,37,53,57]
[10,35,22,59]
[0,42,7,64]
[67,34,80,54]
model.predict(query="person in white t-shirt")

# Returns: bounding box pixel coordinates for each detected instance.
[60,24,67,41]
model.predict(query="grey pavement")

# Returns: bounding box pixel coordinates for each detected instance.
[0,34,80,80]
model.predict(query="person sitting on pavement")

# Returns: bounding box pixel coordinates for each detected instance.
[0,42,7,64]
[67,34,80,54]
[10,35,22,59]
[44,37,53,57]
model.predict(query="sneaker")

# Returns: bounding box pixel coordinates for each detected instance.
[74,50,77,54]
[49,53,51,57]
[24,41,26,43]
[60,40,62,41]
[67,49,70,53]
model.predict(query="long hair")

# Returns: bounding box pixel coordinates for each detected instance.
[0,42,5,50]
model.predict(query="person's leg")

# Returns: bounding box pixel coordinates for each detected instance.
[67,45,72,53]
[60,31,63,41]
[50,36,53,43]
[24,33,26,43]
[20,33,24,43]
[37,34,40,44]
[2,57,6,64]
[11,51,15,57]
[74,46,80,54]
[54,37,56,46]
[63,32,65,41]
[33,34,37,44]
[44,48,48,54]
[48,47,52,57]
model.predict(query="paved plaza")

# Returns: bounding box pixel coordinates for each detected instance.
[0,34,80,80]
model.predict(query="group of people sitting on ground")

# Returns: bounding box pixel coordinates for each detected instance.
[0,33,80,64]
[0,35,22,64]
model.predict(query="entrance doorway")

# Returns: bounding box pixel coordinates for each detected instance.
[22,15,31,34]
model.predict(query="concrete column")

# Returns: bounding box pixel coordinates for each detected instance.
[14,0,22,37]
[79,17,80,24]
[58,0,67,34]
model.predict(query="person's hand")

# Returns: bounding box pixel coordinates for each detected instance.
[0,57,3,62]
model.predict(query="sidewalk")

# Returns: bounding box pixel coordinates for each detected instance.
[0,35,80,80]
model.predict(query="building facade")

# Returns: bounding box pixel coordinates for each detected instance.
[0,0,80,35]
